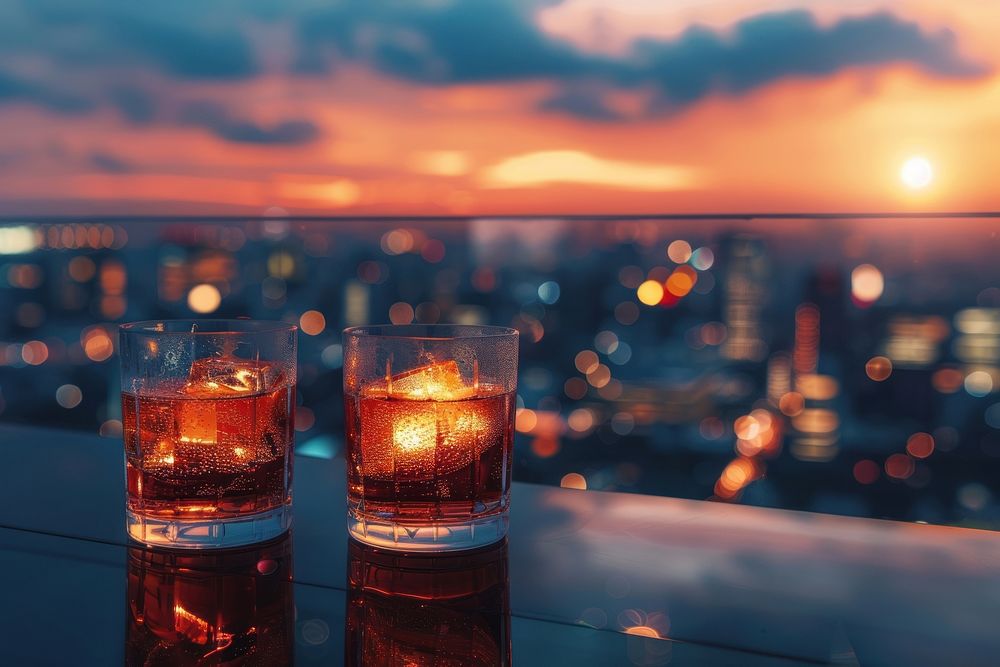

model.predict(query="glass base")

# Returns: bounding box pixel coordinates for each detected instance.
[348,509,508,552]
[127,505,291,549]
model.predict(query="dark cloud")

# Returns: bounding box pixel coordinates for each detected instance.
[621,11,986,112]
[538,86,623,121]
[0,1,987,125]
[296,1,602,81]
[89,151,132,173]
[0,69,94,114]
[178,101,320,145]
[14,2,259,81]
[297,3,986,117]
[107,85,156,124]
[107,16,259,80]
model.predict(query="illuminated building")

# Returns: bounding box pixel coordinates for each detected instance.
[720,235,769,362]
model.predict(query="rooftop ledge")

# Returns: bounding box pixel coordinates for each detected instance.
[1,423,998,665]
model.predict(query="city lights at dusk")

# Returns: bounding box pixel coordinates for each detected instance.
[1,2,999,666]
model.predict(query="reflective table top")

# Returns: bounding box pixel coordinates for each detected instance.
[1,424,998,666]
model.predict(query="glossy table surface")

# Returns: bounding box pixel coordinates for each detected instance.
[1,424,998,666]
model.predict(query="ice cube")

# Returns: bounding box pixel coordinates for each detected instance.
[359,394,502,479]
[387,359,475,400]
[182,356,285,397]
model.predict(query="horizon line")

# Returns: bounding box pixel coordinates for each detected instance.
[2,211,1000,224]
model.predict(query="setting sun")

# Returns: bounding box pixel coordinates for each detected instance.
[900,156,934,190]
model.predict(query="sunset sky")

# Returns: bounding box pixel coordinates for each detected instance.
[1,0,999,216]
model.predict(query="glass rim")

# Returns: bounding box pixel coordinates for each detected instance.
[120,319,297,336]
[343,324,518,341]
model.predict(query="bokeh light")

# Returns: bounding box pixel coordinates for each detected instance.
[388,302,415,324]
[21,340,48,366]
[564,377,588,400]
[560,472,587,490]
[853,459,880,484]
[933,368,964,393]
[299,310,326,336]
[537,280,560,304]
[965,370,994,397]
[594,331,619,354]
[586,364,611,388]
[636,279,664,306]
[690,247,714,270]
[906,432,935,459]
[187,283,221,313]
[574,350,599,374]
[865,356,892,381]
[885,453,915,480]
[667,240,692,263]
[55,384,82,409]
[851,264,884,304]
[614,301,640,325]
[515,408,537,433]
[82,327,114,362]
[567,408,595,432]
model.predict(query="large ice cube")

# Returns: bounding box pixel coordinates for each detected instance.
[359,394,503,479]
[182,356,285,397]
[386,359,475,400]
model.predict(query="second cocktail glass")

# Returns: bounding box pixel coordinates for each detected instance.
[343,325,518,551]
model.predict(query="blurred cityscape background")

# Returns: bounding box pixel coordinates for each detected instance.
[0,215,997,529]
[3,1,1000,529]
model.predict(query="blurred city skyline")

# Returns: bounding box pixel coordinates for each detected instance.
[1,1,1000,215]
[1,214,998,531]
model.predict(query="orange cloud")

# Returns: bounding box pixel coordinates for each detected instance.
[479,150,705,191]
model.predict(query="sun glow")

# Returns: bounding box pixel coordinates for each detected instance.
[900,156,933,190]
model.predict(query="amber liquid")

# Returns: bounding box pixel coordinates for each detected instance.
[123,384,294,520]
[126,535,293,666]
[346,539,510,667]
[345,387,514,522]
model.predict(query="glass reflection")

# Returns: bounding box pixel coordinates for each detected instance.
[346,538,510,667]
[126,533,293,666]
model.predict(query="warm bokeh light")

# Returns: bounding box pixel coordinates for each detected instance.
[299,310,326,336]
[564,377,588,400]
[623,625,660,639]
[900,156,933,189]
[734,415,761,440]
[853,459,880,484]
[388,302,415,324]
[665,268,696,297]
[187,284,221,314]
[778,391,805,417]
[82,327,114,362]
[885,453,915,480]
[932,367,964,393]
[567,408,595,432]
[796,374,838,401]
[515,408,537,434]
[21,340,48,366]
[715,456,761,499]
[851,264,884,304]
[906,432,935,459]
[865,356,893,381]
[666,240,692,264]
[68,256,96,282]
[574,350,600,374]
[586,364,612,388]
[560,472,587,490]
[636,279,664,306]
